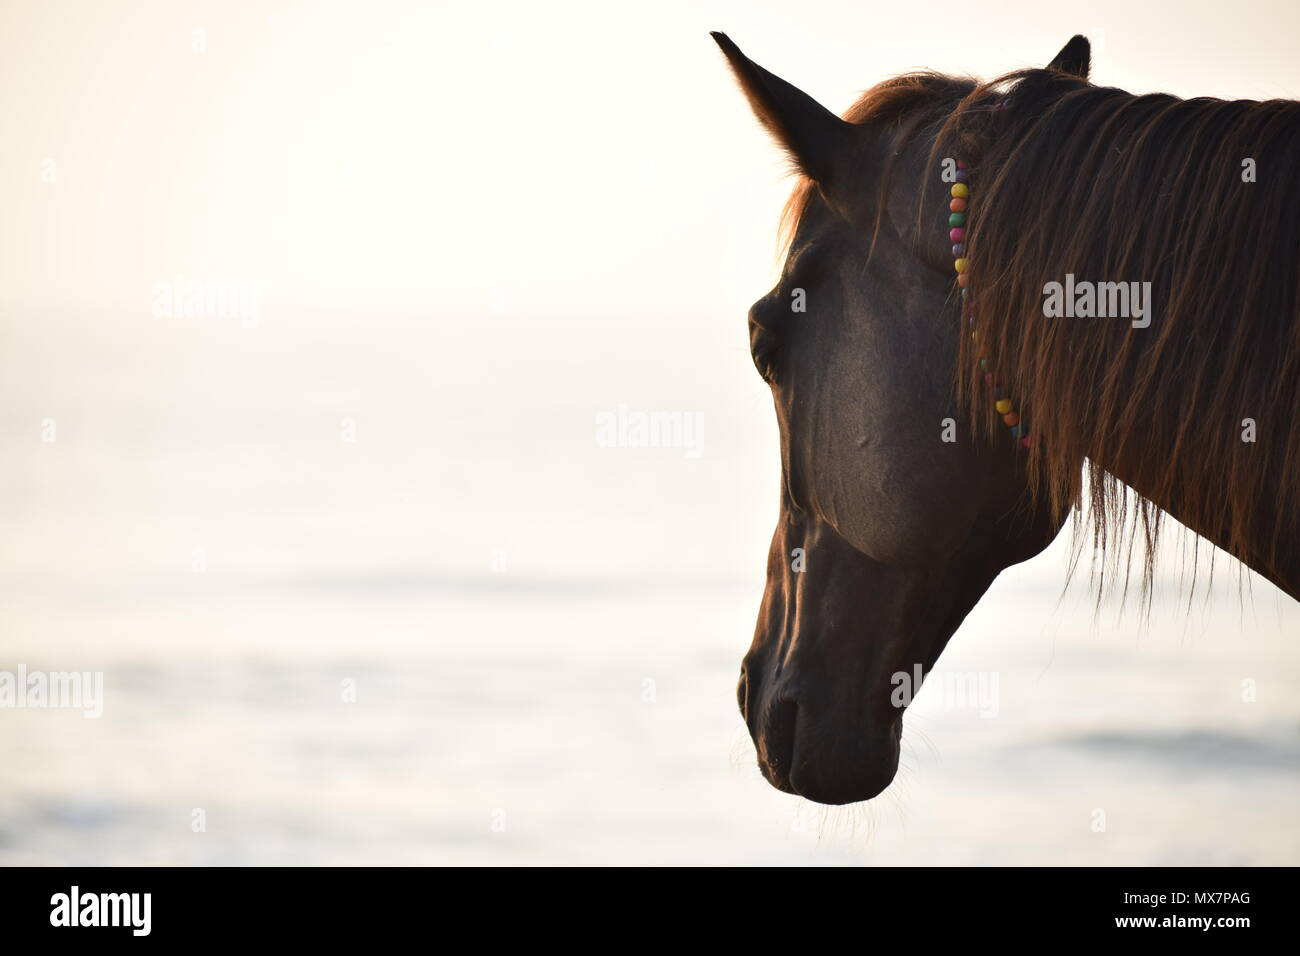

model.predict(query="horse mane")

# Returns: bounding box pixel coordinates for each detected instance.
[785,65,1300,596]
[946,70,1300,596]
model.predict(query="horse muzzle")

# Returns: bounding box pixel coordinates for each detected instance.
[738,661,903,805]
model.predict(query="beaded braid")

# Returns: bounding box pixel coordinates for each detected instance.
[949,160,1033,449]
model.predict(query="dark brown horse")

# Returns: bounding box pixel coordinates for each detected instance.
[715,32,1300,804]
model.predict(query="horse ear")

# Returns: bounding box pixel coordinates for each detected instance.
[711,32,854,189]
[1046,35,1090,79]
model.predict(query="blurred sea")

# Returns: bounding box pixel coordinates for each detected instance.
[1,306,1297,865]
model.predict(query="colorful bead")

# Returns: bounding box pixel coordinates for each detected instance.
[980,359,989,371]
[1010,424,1026,439]
[956,160,968,170]
[950,227,965,242]
[983,372,994,384]
[957,272,970,287]
[952,243,965,257]
[1020,435,1034,448]
[995,399,1013,414]
[955,170,970,184]
[954,258,969,274]
[951,183,969,199]
[1002,411,1020,426]
[950,197,967,213]
[992,386,1003,399]
[949,212,966,227]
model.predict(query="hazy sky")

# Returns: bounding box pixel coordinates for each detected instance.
[2,0,1297,323]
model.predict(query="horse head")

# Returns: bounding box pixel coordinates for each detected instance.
[716,34,1089,804]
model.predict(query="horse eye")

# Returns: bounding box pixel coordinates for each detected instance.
[748,283,795,384]
[750,325,781,383]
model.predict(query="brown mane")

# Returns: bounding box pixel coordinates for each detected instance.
[786,65,1300,596]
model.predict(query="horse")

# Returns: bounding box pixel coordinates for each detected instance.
[713,32,1300,805]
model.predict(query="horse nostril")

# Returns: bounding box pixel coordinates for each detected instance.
[758,698,798,790]
[736,667,750,720]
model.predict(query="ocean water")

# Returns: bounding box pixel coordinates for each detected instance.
[1,307,1297,865]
